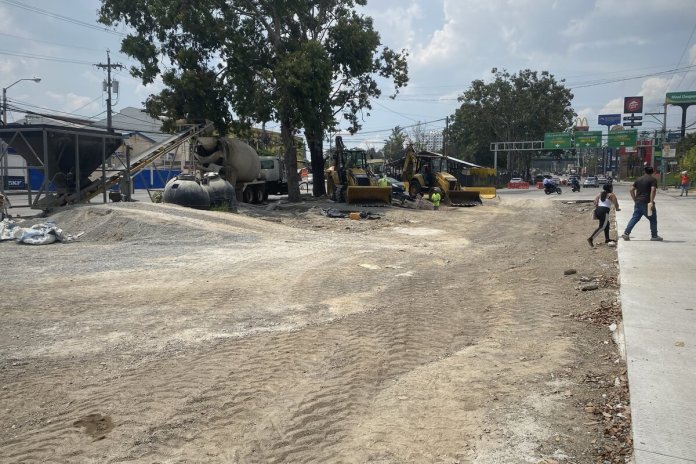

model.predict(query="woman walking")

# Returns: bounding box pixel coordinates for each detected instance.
[588,184,620,247]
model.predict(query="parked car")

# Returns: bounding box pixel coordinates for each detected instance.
[384,176,405,196]
[510,177,523,183]
[583,176,599,188]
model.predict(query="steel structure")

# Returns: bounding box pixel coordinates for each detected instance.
[0,122,211,212]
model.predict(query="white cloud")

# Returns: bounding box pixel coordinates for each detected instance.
[134,77,165,99]
[411,18,465,68]
[45,91,101,115]
[599,97,623,115]
[639,77,670,105]
[364,1,423,53]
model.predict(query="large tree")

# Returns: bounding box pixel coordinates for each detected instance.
[445,68,575,172]
[383,126,406,161]
[98,0,407,201]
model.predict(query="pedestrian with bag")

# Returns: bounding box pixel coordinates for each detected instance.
[621,165,662,241]
[588,184,620,247]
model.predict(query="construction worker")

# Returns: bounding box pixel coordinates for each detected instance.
[377,174,389,187]
[430,187,442,210]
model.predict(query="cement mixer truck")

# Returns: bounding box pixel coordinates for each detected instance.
[194,136,287,204]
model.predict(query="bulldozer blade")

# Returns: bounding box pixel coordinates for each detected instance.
[446,190,482,206]
[462,186,497,199]
[346,186,392,205]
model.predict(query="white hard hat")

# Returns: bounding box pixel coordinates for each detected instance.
[682,171,688,174]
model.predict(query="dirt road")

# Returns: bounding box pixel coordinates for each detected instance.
[0,195,630,463]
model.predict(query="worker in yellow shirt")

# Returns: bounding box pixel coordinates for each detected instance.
[377,174,389,187]
[430,187,442,210]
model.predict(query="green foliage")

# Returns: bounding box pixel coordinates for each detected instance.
[444,68,575,167]
[98,0,408,200]
[680,145,696,174]
[383,126,406,160]
[676,132,696,160]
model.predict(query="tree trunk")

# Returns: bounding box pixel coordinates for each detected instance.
[281,118,301,202]
[305,129,326,197]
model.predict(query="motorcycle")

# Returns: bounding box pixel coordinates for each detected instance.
[544,184,562,195]
[570,181,580,192]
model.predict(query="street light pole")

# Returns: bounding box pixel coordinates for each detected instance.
[2,77,42,125]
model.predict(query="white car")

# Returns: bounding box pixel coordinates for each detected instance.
[583,176,599,188]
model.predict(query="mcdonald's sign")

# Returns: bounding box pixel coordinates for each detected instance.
[574,117,589,131]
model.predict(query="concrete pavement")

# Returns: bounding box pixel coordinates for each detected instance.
[615,185,696,463]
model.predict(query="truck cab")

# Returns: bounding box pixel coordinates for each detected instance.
[259,156,288,197]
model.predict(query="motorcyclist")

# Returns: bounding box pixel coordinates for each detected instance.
[570,177,580,191]
[542,177,555,189]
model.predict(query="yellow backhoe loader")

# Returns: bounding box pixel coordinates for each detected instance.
[325,137,392,205]
[402,145,482,206]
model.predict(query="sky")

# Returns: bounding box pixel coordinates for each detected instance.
[2,0,696,152]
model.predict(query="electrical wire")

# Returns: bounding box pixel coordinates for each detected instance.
[0,0,126,37]
[0,31,115,53]
[670,22,696,90]
[0,48,94,65]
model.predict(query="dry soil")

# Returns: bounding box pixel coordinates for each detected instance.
[0,194,630,463]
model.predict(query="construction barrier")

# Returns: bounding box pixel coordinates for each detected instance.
[536,182,543,189]
[507,181,529,189]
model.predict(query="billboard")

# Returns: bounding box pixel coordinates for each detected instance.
[665,91,696,105]
[598,114,621,126]
[624,96,643,114]
[575,131,602,148]
[608,130,637,148]
[543,132,572,149]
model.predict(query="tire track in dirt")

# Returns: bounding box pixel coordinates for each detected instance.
[2,200,611,463]
[1,248,501,463]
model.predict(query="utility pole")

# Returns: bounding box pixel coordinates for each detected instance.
[443,116,449,157]
[95,50,123,133]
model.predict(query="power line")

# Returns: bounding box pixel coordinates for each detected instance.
[0,0,126,37]
[0,31,115,53]
[670,22,696,90]
[0,48,94,65]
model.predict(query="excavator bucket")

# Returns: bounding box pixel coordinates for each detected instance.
[446,189,482,206]
[462,186,497,199]
[346,186,392,205]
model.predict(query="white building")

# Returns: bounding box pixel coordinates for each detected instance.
[423,130,444,151]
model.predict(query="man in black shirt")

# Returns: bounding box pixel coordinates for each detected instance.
[621,165,663,241]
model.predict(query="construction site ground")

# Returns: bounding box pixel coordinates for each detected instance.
[0,192,631,463]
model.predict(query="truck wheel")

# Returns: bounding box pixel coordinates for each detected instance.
[254,186,264,204]
[409,181,420,198]
[243,188,253,203]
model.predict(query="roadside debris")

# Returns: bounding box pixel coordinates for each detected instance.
[0,219,81,245]
[320,208,382,220]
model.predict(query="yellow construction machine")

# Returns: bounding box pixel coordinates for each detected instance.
[402,145,482,206]
[325,136,392,204]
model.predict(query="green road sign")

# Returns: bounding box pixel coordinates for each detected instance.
[544,132,572,149]
[608,130,637,148]
[666,91,696,105]
[574,131,602,148]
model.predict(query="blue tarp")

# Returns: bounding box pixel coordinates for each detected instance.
[27,168,181,190]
